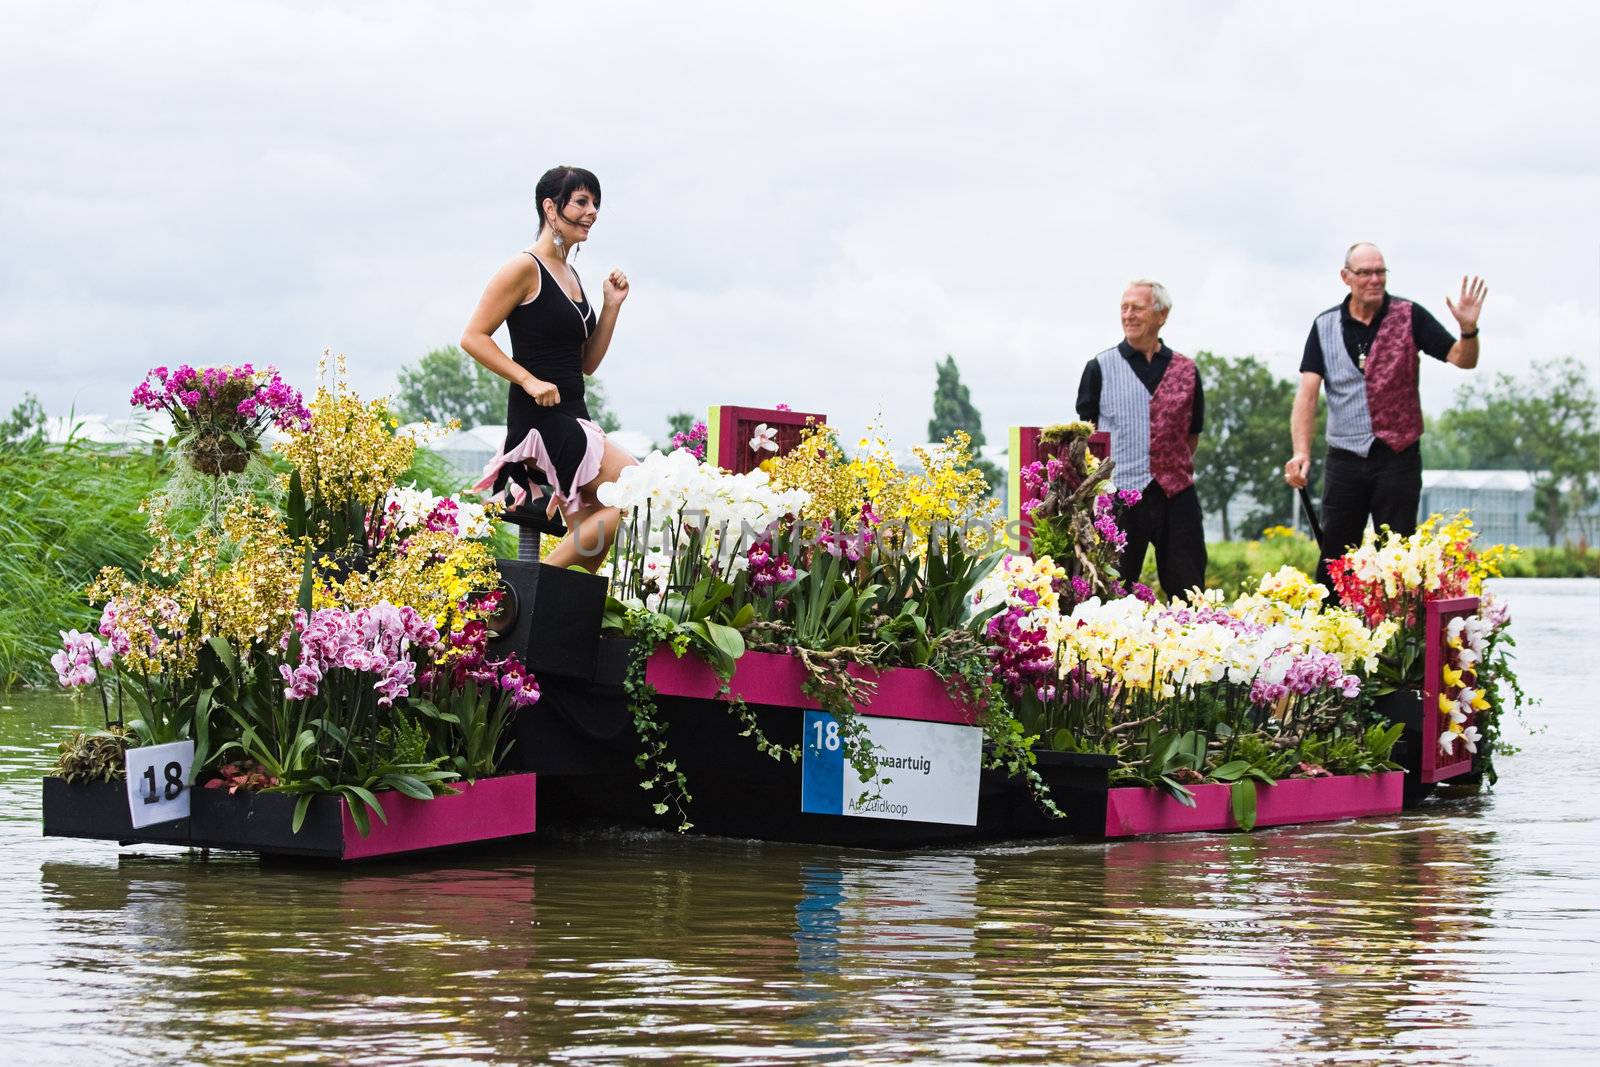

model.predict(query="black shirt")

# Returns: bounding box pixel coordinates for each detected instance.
[1300,293,1456,377]
[1076,340,1205,434]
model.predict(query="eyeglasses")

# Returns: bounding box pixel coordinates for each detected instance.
[1346,267,1388,279]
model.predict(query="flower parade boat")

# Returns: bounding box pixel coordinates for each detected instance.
[42,360,543,860]
[489,413,1519,847]
[39,370,1526,857]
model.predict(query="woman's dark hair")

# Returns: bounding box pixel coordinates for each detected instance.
[535,166,601,231]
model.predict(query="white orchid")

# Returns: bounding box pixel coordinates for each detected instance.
[749,423,779,453]
[602,449,812,597]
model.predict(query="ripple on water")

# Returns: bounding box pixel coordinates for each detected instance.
[0,580,1598,1062]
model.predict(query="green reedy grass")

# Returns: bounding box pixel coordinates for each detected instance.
[0,435,165,687]
[0,436,489,689]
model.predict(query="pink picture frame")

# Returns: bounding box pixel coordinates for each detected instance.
[706,405,826,475]
[1421,595,1481,784]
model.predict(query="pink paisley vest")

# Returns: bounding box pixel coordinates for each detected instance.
[1363,301,1425,452]
[1148,354,1198,495]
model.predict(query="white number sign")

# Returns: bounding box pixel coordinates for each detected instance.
[124,739,195,828]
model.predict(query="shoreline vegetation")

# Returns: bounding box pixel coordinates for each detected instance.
[2,433,1594,690]
[0,432,494,688]
[1185,527,1600,598]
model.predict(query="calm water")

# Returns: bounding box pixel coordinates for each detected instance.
[2,578,1597,1065]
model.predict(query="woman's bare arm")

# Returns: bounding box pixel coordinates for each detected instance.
[461,256,559,406]
[581,268,630,375]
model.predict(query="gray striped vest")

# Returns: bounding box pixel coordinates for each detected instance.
[1316,308,1377,455]
[1095,348,1152,493]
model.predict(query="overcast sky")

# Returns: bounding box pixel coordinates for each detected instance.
[4,1,1597,449]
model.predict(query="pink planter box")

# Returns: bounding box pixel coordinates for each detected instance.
[338,774,537,859]
[183,772,538,860]
[644,647,978,726]
[1103,771,1403,838]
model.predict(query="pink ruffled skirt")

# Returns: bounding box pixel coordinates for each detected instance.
[473,417,608,515]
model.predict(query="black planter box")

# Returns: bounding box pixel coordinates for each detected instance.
[486,558,608,681]
[42,777,190,845]
[1002,749,1121,839]
[44,774,539,860]
[188,789,347,858]
[1372,689,1433,807]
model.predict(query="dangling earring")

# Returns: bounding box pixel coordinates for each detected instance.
[551,227,566,256]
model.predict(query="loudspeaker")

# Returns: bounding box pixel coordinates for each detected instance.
[486,558,607,681]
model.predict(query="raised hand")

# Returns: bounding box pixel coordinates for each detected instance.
[1445,275,1488,331]
[603,268,630,306]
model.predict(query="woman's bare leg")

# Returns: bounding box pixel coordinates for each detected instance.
[541,441,636,572]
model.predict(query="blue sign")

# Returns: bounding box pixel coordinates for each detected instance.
[801,711,846,816]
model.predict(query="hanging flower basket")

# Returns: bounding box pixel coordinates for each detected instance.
[131,362,311,477]
[182,428,256,475]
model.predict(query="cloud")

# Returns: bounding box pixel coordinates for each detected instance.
[2,0,1596,453]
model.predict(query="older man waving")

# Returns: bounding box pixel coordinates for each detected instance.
[1077,279,1206,598]
[1285,243,1486,587]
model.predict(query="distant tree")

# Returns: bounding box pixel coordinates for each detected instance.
[656,410,697,453]
[0,392,46,449]
[929,354,985,446]
[394,345,621,432]
[928,354,999,491]
[1192,352,1300,540]
[1422,406,1518,470]
[1430,356,1599,545]
[395,346,504,428]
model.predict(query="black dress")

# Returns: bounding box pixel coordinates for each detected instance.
[474,253,604,511]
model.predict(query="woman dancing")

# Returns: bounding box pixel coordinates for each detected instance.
[464,165,634,572]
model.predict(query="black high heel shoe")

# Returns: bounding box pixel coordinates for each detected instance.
[499,468,568,538]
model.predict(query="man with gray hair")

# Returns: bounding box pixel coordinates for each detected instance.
[1285,242,1486,588]
[1077,279,1207,597]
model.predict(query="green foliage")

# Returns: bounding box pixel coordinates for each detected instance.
[1144,529,1321,598]
[1191,351,1311,539]
[928,354,985,446]
[54,727,132,784]
[0,433,167,688]
[1225,733,1298,779]
[1113,726,1207,805]
[583,375,623,433]
[615,607,695,831]
[394,346,505,429]
[1498,545,1600,577]
[411,681,518,783]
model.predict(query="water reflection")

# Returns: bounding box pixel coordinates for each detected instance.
[2,580,1598,1063]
